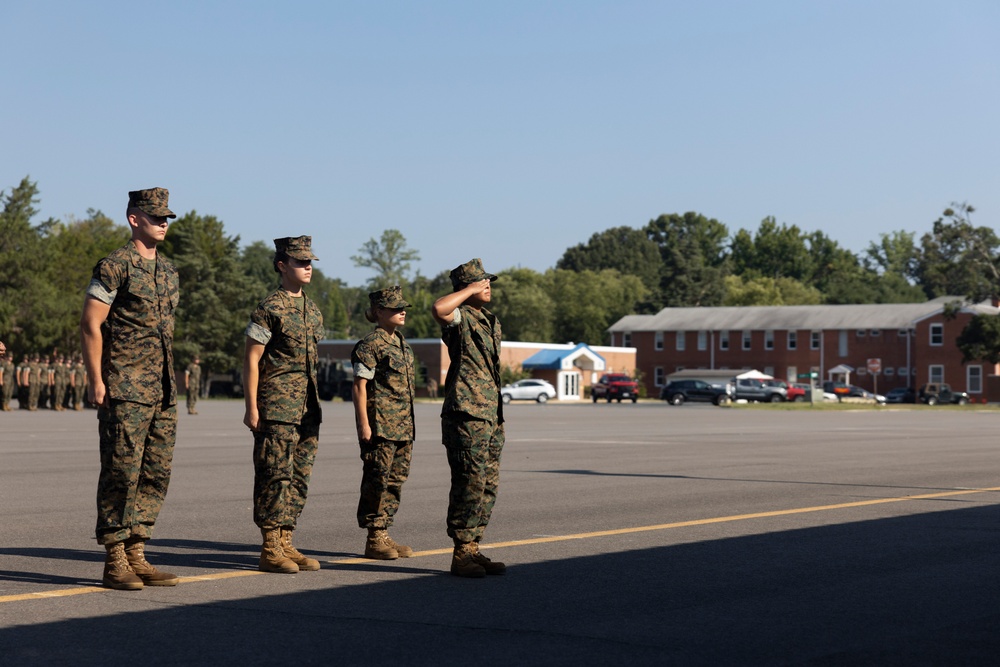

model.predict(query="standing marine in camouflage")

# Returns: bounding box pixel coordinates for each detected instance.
[431,258,507,578]
[53,354,68,410]
[0,350,14,411]
[26,354,41,411]
[80,187,180,590]
[351,286,416,560]
[71,355,88,410]
[185,355,201,415]
[243,236,324,574]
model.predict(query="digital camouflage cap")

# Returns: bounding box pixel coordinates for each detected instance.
[128,187,176,218]
[369,285,412,310]
[450,258,499,290]
[274,236,319,261]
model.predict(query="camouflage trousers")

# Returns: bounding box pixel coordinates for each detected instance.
[96,399,177,545]
[442,417,505,544]
[186,389,198,413]
[73,384,86,409]
[357,437,412,529]
[27,383,39,410]
[53,380,67,409]
[0,382,12,409]
[253,418,319,529]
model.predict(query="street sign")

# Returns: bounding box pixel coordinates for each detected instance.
[797,372,818,379]
[867,358,882,374]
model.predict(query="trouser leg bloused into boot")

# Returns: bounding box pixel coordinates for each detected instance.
[124,537,179,586]
[103,541,144,590]
[280,527,319,571]
[259,527,298,573]
[365,528,398,560]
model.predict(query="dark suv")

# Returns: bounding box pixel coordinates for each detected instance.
[660,379,732,406]
[591,373,639,403]
[918,383,970,406]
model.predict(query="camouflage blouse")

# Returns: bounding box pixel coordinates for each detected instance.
[245,288,324,425]
[352,328,415,441]
[440,305,504,424]
[87,241,179,406]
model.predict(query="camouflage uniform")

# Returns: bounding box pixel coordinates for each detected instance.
[53,358,68,410]
[72,359,87,409]
[246,282,324,530]
[351,295,416,530]
[185,360,201,414]
[440,261,505,546]
[87,238,179,545]
[0,355,14,410]
[27,358,41,411]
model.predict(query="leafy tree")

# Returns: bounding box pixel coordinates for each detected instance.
[489,267,556,342]
[645,212,730,307]
[351,228,420,289]
[915,203,1000,302]
[399,270,452,340]
[548,268,646,345]
[723,275,822,306]
[0,177,58,352]
[956,314,1000,364]
[160,212,267,378]
[557,226,663,300]
[730,217,813,282]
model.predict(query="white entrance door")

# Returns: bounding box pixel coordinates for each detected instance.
[558,371,581,400]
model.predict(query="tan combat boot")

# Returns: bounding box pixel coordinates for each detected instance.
[364,528,399,560]
[124,537,179,586]
[470,542,506,575]
[103,542,144,590]
[450,542,486,578]
[259,527,298,573]
[384,532,413,558]
[279,527,320,571]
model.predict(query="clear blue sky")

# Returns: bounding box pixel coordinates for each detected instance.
[4,1,998,287]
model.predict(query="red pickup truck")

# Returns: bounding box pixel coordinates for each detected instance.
[591,373,639,403]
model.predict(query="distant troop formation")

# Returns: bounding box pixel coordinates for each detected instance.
[5,186,508,591]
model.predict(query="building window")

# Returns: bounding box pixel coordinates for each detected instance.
[764,366,775,377]
[787,365,797,382]
[720,331,729,351]
[856,330,867,337]
[697,330,707,351]
[787,331,797,350]
[885,367,895,377]
[968,365,983,394]
[811,331,821,350]
[897,329,908,337]
[870,329,881,337]
[929,323,943,346]
[675,365,686,373]
[676,331,686,351]
[654,366,665,387]
[764,330,774,350]
[898,366,908,378]
[838,331,848,357]
[654,331,663,351]
[742,330,752,350]
[929,364,944,383]
[623,332,632,347]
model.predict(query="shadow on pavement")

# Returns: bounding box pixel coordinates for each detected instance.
[5,503,1000,666]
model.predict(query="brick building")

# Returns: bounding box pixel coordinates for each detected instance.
[607,297,1000,402]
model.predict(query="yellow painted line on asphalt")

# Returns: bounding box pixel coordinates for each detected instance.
[3,485,999,605]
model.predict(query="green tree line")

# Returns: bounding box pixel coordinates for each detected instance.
[3,176,998,377]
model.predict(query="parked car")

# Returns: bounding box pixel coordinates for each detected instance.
[790,383,813,402]
[734,378,786,402]
[592,373,639,403]
[884,387,916,404]
[501,378,556,404]
[844,385,886,404]
[918,383,970,406]
[660,379,732,406]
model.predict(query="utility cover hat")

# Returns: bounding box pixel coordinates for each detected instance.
[369,285,411,310]
[128,187,176,218]
[450,258,498,290]
[274,236,319,261]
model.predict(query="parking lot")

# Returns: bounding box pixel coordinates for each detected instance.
[3,400,1000,665]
